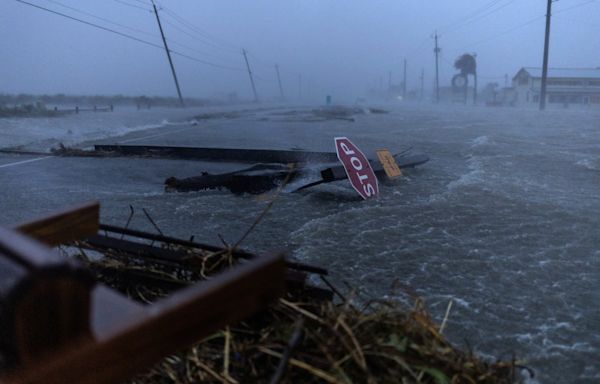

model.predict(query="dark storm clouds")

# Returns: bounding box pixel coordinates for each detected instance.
[2,0,598,101]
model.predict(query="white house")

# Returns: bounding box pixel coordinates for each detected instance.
[511,67,600,107]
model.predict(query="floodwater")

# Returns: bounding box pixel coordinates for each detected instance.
[1,103,599,383]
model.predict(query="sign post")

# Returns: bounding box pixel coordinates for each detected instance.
[334,137,379,199]
[376,149,402,179]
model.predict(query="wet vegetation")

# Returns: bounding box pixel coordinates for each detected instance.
[0,102,62,118]
[0,93,229,110]
[71,244,527,384]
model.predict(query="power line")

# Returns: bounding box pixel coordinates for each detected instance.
[438,0,505,33]
[127,0,152,5]
[159,10,241,55]
[441,0,517,36]
[18,0,163,48]
[113,0,152,13]
[160,18,241,62]
[458,15,544,50]
[43,0,242,69]
[156,3,241,53]
[171,51,243,71]
[554,0,597,15]
[15,0,244,71]
[456,0,598,50]
[43,0,159,39]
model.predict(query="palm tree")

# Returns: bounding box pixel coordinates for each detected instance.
[454,54,478,104]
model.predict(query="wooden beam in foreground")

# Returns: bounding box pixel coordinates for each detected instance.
[8,251,285,384]
[16,202,100,246]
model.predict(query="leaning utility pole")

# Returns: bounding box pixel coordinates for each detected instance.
[539,0,553,110]
[275,64,285,101]
[403,59,407,98]
[242,49,259,102]
[434,32,440,103]
[151,1,184,107]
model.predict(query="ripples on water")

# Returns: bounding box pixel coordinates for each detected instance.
[1,104,599,383]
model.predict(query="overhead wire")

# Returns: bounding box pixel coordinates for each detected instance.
[113,0,152,13]
[440,0,517,36]
[127,0,152,5]
[42,0,242,68]
[458,15,544,50]
[43,0,159,39]
[155,2,241,54]
[553,0,597,15]
[160,18,243,63]
[457,0,599,51]
[437,0,506,34]
[18,0,163,48]
[15,0,245,71]
[389,1,515,81]
[159,11,242,56]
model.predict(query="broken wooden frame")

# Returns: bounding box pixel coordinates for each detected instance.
[86,223,332,301]
[3,202,286,384]
[94,144,339,163]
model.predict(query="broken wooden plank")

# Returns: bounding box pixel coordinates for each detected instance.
[95,225,328,275]
[16,202,100,247]
[165,163,300,194]
[94,145,339,163]
[84,235,191,265]
[9,251,286,384]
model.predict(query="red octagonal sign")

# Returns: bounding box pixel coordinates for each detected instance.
[334,137,379,199]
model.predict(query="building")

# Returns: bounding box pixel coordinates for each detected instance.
[511,67,600,107]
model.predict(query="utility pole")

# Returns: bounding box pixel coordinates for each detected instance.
[152,1,184,107]
[540,0,553,110]
[242,49,259,102]
[420,68,424,101]
[275,64,284,101]
[403,59,407,98]
[298,74,302,100]
[473,53,478,105]
[434,32,440,104]
[388,71,392,89]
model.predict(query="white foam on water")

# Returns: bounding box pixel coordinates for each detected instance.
[446,156,485,190]
[575,157,600,171]
[470,135,489,148]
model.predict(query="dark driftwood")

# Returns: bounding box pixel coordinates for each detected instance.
[9,251,286,384]
[95,224,328,275]
[165,164,299,194]
[94,144,339,163]
[16,202,99,246]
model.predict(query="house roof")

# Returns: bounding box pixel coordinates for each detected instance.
[518,67,600,79]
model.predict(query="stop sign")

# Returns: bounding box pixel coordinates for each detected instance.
[334,137,379,199]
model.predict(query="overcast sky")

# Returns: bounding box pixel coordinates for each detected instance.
[2,0,599,101]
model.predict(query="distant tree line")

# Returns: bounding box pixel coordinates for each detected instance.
[0,102,61,118]
[0,93,233,108]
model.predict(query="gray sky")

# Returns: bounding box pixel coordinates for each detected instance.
[2,0,599,101]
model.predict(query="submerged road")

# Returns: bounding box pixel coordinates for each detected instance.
[0,104,599,383]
